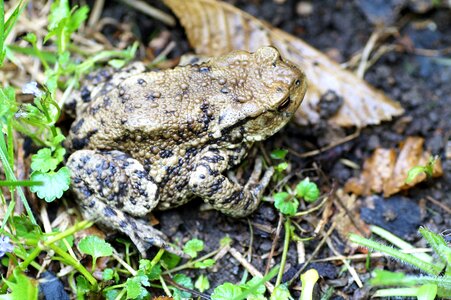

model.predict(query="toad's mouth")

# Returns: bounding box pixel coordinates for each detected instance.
[277,96,291,112]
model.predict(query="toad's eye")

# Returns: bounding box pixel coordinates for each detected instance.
[295,79,301,86]
[277,97,291,111]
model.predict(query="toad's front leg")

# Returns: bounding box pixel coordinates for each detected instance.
[189,148,274,217]
[67,149,185,257]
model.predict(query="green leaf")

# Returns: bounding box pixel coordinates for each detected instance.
[139,259,162,280]
[102,269,114,281]
[0,87,16,118]
[76,275,91,298]
[418,227,451,271]
[270,284,291,300]
[194,258,215,269]
[67,6,89,34]
[161,252,181,269]
[30,166,71,202]
[104,289,120,300]
[2,270,38,300]
[220,236,232,247]
[211,282,242,300]
[172,274,193,299]
[195,275,210,293]
[270,149,288,160]
[274,192,298,216]
[31,148,61,172]
[55,234,74,252]
[240,276,266,297]
[108,59,127,69]
[47,0,70,31]
[295,178,320,203]
[183,239,204,258]
[418,284,438,300]
[405,166,426,184]
[78,235,113,259]
[275,162,288,173]
[126,275,149,299]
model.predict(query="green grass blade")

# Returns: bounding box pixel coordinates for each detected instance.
[371,225,434,263]
[419,227,451,267]
[0,135,37,226]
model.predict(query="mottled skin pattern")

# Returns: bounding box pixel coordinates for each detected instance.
[65,47,307,256]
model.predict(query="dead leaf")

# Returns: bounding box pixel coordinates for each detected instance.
[163,0,404,127]
[345,137,443,197]
[333,189,370,244]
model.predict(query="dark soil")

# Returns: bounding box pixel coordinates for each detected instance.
[81,0,451,298]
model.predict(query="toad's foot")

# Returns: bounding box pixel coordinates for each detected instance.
[190,149,274,217]
[67,149,186,257]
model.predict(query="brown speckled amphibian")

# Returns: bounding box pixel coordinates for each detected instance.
[65,47,307,256]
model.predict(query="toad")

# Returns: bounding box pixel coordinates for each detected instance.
[65,47,307,256]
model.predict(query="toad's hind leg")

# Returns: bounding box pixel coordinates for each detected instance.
[67,150,185,257]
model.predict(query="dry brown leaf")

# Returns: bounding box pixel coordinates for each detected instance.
[163,0,404,127]
[333,189,370,243]
[345,137,443,197]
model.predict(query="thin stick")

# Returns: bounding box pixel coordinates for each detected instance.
[264,213,283,275]
[118,0,176,26]
[426,196,451,214]
[312,248,432,263]
[289,129,360,158]
[88,0,105,27]
[326,237,363,288]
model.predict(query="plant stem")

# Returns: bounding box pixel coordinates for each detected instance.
[49,243,98,288]
[17,244,42,270]
[350,234,442,275]
[163,248,220,274]
[275,217,291,287]
[45,220,93,246]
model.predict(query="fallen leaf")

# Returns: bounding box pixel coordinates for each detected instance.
[163,0,404,127]
[345,137,443,197]
[333,189,370,244]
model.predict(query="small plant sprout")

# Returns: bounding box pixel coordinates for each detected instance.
[78,235,114,272]
[271,177,321,291]
[350,226,451,298]
[183,238,204,258]
[271,149,289,174]
[210,266,279,300]
[300,269,319,300]
[405,155,440,184]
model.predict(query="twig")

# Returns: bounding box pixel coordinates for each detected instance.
[229,247,275,293]
[88,0,105,27]
[312,248,432,263]
[326,237,363,288]
[297,241,305,264]
[112,252,137,276]
[425,196,451,214]
[294,195,328,217]
[357,30,380,79]
[118,0,176,26]
[163,275,210,299]
[289,129,360,158]
[264,213,283,275]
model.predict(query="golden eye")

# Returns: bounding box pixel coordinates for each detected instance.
[277,97,291,111]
